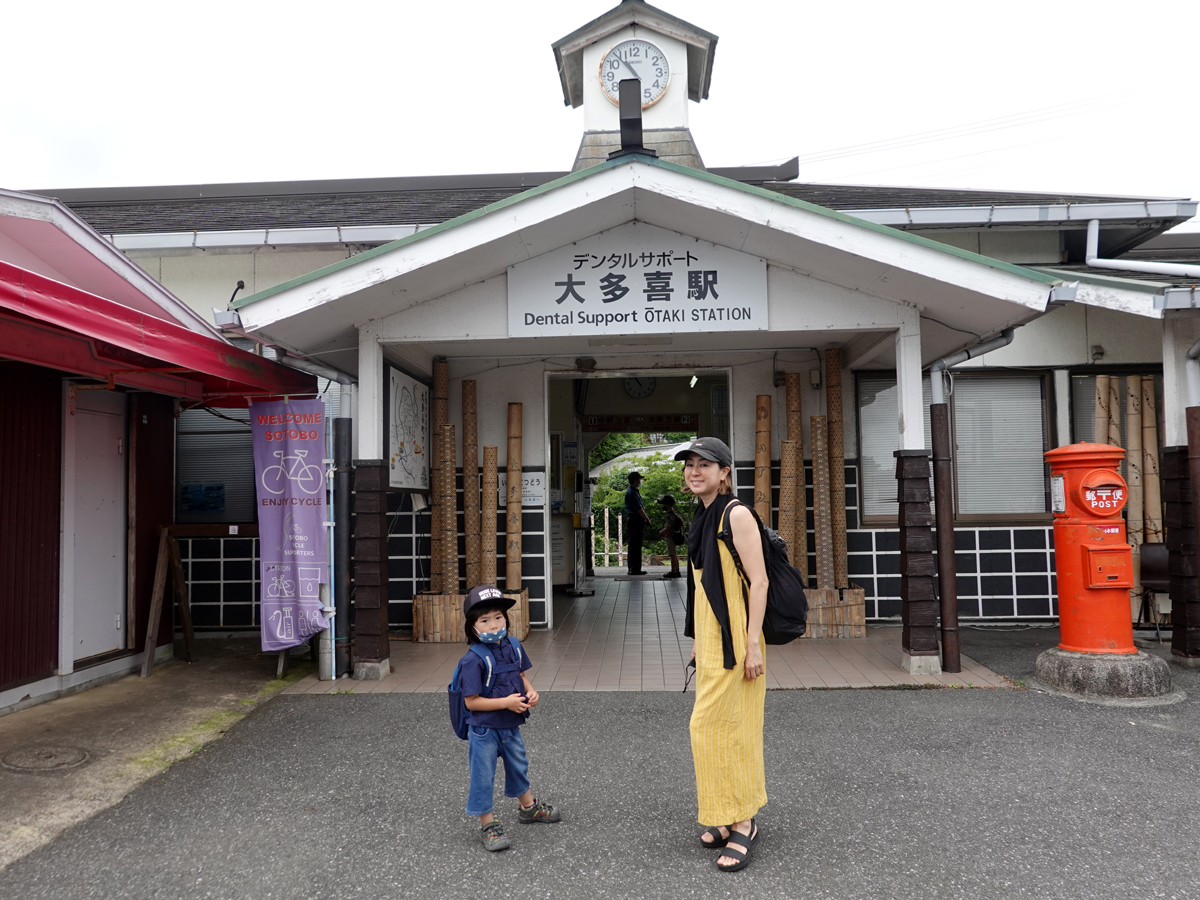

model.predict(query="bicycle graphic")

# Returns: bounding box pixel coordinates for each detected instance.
[266,573,295,598]
[261,449,323,495]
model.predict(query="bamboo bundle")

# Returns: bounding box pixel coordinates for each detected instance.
[826,348,848,588]
[779,440,798,564]
[1143,377,1163,544]
[785,372,808,584]
[1093,374,1110,445]
[755,395,772,524]
[431,358,449,592]
[481,446,499,585]
[438,424,459,592]
[506,403,523,593]
[811,415,835,590]
[1126,376,1144,613]
[462,380,481,590]
[1108,378,1121,447]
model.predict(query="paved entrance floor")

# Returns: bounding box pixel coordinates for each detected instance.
[3,629,1198,900]
[286,576,1010,695]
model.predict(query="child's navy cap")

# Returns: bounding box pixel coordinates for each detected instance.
[463,584,515,617]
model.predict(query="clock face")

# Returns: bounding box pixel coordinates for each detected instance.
[623,377,657,399]
[599,39,670,109]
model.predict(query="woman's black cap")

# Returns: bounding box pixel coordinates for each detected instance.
[673,437,733,468]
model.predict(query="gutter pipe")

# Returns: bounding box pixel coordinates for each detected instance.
[927,326,1016,674]
[1186,338,1200,408]
[929,327,1016,404]
[1087,219,1200,280]
[274,348,356,386]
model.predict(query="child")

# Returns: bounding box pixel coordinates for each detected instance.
[458,584,561,851]
[658,494,685,579]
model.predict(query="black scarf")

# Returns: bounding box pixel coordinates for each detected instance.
[685,493,737,669]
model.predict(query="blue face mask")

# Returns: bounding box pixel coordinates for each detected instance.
[476,626,507,644]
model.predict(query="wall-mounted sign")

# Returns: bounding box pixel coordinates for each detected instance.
[583,413,698,432]
[497,471,546,507]
[507,222,767,338]
[387,365,430,491]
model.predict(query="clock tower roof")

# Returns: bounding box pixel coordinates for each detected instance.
[552,0,718,109]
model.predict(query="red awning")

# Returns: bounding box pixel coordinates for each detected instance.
[0,259,316,406]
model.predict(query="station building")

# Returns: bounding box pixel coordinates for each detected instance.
[20,0,1200,681]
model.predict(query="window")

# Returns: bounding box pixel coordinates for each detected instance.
[858,372,1048,519]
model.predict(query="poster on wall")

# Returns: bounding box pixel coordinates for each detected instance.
[388,365,430,491]
[251,399,330,653]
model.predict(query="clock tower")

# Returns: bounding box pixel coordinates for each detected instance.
[552,0,717,171]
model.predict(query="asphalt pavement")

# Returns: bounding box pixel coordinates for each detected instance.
[2,627,1199,900]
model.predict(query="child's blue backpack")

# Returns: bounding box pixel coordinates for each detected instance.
[448,637,523,740]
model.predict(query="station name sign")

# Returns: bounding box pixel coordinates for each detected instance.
[507,222,767,338]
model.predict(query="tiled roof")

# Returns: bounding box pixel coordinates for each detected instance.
[44,172,1177,236]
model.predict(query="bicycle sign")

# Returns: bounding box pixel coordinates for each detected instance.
[252,398,330,654]
[261,449,324,495]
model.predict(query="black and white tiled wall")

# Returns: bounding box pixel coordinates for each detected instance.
[178,537,261,629]
[384,468,549,628]
[734,461,1058,621]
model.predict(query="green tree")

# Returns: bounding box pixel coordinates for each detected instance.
[588,433,647,468]
[591,453,696,561]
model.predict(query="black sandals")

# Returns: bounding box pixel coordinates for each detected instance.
[699,825,730,848]
[716,819,758,872]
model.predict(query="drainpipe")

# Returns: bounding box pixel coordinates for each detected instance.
[1187,338,1200,409]
[928,327,1017,672]
[1087,219,1200,280]
[274,349,356,386]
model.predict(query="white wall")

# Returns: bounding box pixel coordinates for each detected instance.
[957,303,1162,369]
[128,248,353,325]
[582,25,689,132]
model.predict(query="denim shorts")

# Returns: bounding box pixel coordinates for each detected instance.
[466,725,531,816]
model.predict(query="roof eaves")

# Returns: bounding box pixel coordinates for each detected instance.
[1029,266,1171,293]
[232,153,1061,312]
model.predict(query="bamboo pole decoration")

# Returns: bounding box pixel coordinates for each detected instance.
[439,424,459,592]
[1142,377,1163,544]
[462,380,481,590]
[1107,377,1121,447]
[481,446,499,585]
[506,403,523,593]
[811,415,835,590]
[1126,376,1144,612]
[430,358,450,593]
[779,439,798,563]
[755,395,772,524]
[825,348,848,588]
[1093,375,1110,444]
[785,372,808,585]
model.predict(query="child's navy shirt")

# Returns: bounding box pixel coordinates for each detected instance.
[459,638,532,730]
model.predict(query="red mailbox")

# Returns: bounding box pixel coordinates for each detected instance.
[1044,443,1136,655]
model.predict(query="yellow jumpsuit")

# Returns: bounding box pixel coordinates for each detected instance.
[689,537,768,826]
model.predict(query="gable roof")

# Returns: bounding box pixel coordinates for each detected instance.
[231,152,1060,315]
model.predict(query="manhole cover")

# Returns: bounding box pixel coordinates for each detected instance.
[2,746,89,771]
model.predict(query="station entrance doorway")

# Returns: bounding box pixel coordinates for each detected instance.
[545,369,729,590]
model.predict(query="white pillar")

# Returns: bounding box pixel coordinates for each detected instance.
[357,326,384,460]
[1053,369,1072,447]
[1162,312,1200,448]
[895,316,925,451]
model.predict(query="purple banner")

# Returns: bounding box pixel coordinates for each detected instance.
[251,399,330,652]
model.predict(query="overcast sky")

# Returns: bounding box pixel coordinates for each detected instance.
[4,0,1197,227]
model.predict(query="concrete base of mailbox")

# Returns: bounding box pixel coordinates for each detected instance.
[1034,647,1179,705]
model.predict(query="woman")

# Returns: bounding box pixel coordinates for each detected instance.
[657,494,684,579]
[674,437,768,874]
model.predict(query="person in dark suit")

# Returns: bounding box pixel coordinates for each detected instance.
[624,471,651,575]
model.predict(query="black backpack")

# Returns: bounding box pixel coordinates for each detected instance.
[716,500,808,643]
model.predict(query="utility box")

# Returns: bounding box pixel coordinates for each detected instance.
[1045,443,1137,655]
